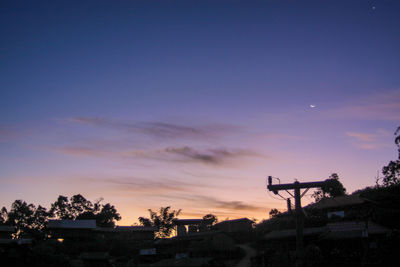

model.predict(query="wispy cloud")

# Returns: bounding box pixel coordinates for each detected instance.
[172,194,265,213]
[56,146,108,157]
[331,89,400,121]
[69,117,240,140]
[346,132,375,142]
[77,176,265,214]
[161,146,261,165]
[122,146,264,166]
[346,129,392,150]
[73,176,266,218]
[80,176,209,195]
[56,117,264,166]
[56,144,263,166]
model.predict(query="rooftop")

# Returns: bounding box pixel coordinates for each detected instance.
[47,220,97,229]
[116,226,157,231]
[214,217,253,225]
[323,220,390,239]
[264,226,327,240]
[262,220,390,240]
[173,219,205,225]
[306,194,365,210]
[93,226,157,232]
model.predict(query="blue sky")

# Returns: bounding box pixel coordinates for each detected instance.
[1,0,399,224]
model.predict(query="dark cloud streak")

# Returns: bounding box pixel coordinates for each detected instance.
[161,146,262,165]
[69,117,240,140]
[171,194,265,212]
[57,144,264,167]
[81,177,209,194]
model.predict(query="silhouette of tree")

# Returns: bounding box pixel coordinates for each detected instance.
[380,126,400,187]
[0,207,7,224]
[138,206,181,238]
[50,195,73,219]
[50,194,97,219]
[312,173,346,202]
[95,203,121,227]
[4,200,50,238]
[51,194,120,227]
[269,208,281,218]
[396,126,400,151]
[31,205,50,231]
[200,214,218,230]
[382,161,400,186]
[138,217,152,226]
[203,214,218,225]
[0,194,120,239]
[75,205,121,227]
[7,200,35,234]
[69,194,95,218]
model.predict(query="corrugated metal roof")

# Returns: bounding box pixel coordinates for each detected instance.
[327,221,390,234]
[47,220,97,229]
[262,221,390,240]
[263,227,327,240]
[214,217,253,226]
[306,194,365,210]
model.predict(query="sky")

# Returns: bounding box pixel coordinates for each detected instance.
[1,0,399,225]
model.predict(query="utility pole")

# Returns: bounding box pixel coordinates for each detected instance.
[267,176,329,267]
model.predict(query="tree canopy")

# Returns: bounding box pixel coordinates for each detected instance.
[312,173,346,202]
[0,194,121,238]
[202,213,218,225]
[269,208,281,218]
[1,200,52,238]
[138,206,181,238]
[379,126,400,187]
[200,213,218,230]
[50,194,121,227]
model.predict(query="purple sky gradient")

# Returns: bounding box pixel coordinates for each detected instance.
[1,0,399,224]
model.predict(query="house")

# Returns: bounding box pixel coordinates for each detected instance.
[323,220,389,239]
[259,220,391,266]
[94,226,156,241]
[258,193,392,266]
[213,218,255,243]
[262,220,389,241]
[173,219,211,236]
[47,220,157,244]
[263,226,327,241]
[115,226,156,240]
[213,218,253,233]
[47,219,97,240]
[305,193,368,220]
[0,224,32,267]
[155,230,236,258]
